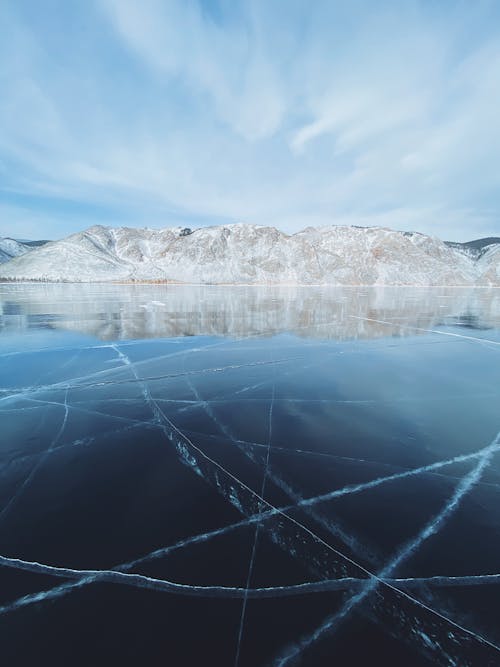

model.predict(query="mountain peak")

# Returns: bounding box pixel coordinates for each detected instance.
[0,224,499,285]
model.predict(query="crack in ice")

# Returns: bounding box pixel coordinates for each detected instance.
[2,430,499,614]
[0,388,70,524]
[3,331,500,664]
[234,362,276,667]
[0,422,156,476]
[0,357,298,400]
[350,315,500,347]
[272,432,500,666]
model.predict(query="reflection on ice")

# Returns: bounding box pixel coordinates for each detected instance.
[1,283,500,341]
[0,284,499,666]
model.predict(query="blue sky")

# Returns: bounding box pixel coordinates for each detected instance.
[1,0,499,241]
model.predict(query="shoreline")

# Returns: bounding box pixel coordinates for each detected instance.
[1,280,500,289]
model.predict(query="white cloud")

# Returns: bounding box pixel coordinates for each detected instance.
[0,0,499,241]
[100,0,287,141]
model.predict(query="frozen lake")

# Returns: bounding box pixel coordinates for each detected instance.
[1,284,500,666]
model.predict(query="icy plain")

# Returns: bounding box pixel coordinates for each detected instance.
[0,284,500,666]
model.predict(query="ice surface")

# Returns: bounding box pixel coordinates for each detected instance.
[0,284,500,666]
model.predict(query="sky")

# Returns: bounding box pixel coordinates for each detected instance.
[1,0,500,242]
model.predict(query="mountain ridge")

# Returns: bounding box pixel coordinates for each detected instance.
[0,237,51,264]
[0,224,499,286]
[0,238,33,264]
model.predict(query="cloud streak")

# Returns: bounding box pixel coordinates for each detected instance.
[0,0,499,240]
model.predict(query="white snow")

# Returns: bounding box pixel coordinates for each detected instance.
[0,224,499,285]
[0,238,32,264]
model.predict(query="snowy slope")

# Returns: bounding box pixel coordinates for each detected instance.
[0,238,32,264]
[0,224,499,285]
[446,237,500,260]
[476,243,500,285]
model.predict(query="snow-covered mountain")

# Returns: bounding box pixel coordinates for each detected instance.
[0,238,33,264]
[0,224,499,285]
[445,237,500,260]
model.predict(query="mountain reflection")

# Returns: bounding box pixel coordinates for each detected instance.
[1,283,499,341]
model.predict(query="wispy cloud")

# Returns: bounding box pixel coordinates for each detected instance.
[0,0,499,240]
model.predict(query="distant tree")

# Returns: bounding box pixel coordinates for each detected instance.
[180,227,193,237]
